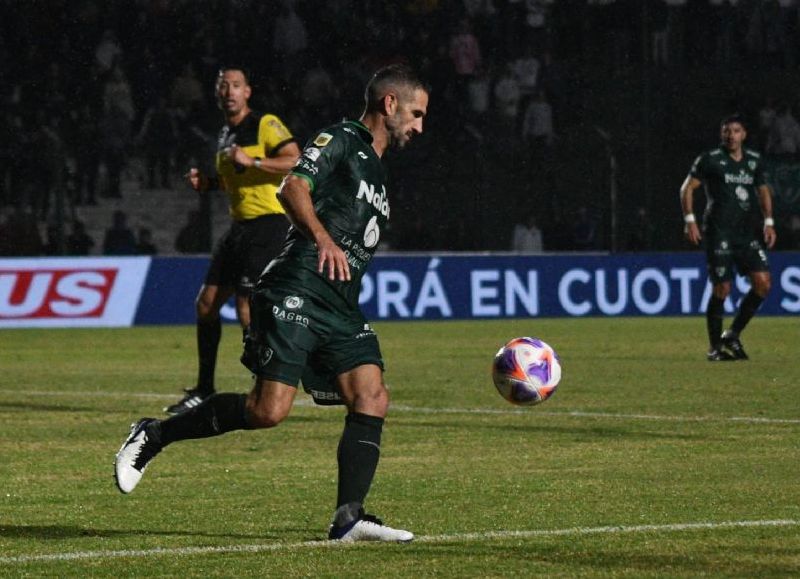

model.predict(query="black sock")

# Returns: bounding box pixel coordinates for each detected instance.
[706,295,725,349]
[197,317,221,394]
[336,412,384,510]
[730,291,765,335]
[158,393,251,446]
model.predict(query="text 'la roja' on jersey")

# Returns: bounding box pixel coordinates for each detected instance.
[689,147,767,235]
[262,120,389,311]
[216,111,295,221]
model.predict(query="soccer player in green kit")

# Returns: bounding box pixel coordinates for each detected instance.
[115,64,428,543]
[680,115,777,361]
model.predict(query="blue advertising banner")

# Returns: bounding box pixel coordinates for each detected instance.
[134,252,800,324]
[135,257,209,325]
[355,253,800,319]
[3,253,797,327]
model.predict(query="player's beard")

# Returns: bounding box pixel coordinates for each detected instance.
[386,117,411,150]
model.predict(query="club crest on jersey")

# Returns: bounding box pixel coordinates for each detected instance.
[284,296,303,309]
[313,133,333,147]
[304,147,321,161]
[260,346,274,367]
[356,180,390,218]
[748,161,756,170]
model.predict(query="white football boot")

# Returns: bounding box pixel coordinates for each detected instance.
[114,418,161,493]
[328,511,413,543]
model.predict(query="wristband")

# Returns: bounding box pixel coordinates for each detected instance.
[253,158,262,169]
[683,213,696,224]
[764,217,774,227]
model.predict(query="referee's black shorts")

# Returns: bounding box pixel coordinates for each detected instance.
[205,213,289,294]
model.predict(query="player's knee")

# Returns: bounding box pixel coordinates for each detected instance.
[754,277,771,297]
[352,384,389,417]
[245,403,288,429]
[196,298,218,320]
[712,283,731,299]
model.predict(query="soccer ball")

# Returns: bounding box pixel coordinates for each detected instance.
[492,337,562,406]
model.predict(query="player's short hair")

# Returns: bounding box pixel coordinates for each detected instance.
[364,64,427,111]
[721,114,747,130]
[217,65,252,85]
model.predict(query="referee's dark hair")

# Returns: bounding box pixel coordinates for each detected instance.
[720,113,747,130]
[217,65,252,85]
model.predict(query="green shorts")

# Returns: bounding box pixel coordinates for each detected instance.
[241,287,384,405]
[705,234,769,284]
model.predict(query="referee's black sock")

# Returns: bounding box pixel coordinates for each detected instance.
[730,290,765,336]
[196,317,221,395]
[336,412,384,511]
[706,295,725,349]
[157,393,251,446]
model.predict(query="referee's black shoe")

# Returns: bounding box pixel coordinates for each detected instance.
[721,330,749,360]
[164,388,212,415]
[707,347,734,362]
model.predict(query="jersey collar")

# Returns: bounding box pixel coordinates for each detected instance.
[346,120,373,144]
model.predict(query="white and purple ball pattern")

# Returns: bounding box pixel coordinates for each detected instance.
[492,337,561,406]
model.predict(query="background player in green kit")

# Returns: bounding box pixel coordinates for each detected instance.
[115,64,429,543]
[680,114,777,361]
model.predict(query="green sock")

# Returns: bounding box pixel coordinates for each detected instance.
[336,412,384,509]
[730,291,764,335]
[159,393,250,446]
[706,295,724,349]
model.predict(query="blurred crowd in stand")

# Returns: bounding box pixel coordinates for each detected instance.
[2,0,800,256]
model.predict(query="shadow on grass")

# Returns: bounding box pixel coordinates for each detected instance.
[0,401,96,413]
[0,524,287,541]
[401,419,709,441]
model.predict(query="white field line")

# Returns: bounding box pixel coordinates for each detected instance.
[0,519,797,564]
[1,389,798,425]
[2,389,800,425]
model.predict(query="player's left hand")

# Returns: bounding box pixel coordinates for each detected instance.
[764,225,777,249]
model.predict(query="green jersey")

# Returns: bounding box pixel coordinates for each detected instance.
[261,120,389,311]
[689,147,767,236]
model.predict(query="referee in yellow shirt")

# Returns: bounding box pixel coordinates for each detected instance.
[166,66,300,414]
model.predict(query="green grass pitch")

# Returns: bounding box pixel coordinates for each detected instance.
[1,317,799,577]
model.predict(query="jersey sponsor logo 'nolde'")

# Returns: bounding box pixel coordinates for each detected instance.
[356,180,390,218]
[724,171,754,185]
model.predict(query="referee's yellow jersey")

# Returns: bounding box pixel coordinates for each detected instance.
[215,111,295,221]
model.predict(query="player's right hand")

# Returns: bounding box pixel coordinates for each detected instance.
[185,168,205,192]
[684,222,701,245]
[316,236,351,282]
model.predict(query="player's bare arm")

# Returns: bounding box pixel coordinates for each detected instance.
[757,183,777,249]
[277,175,351,281]
[680,175,702,245]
